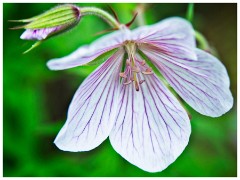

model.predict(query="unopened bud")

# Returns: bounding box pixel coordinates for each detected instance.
[12,4,81,41]
[11,4,124,53]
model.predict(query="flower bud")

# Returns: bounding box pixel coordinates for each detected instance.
[12,4,81,40]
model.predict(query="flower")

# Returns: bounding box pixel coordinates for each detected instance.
[11,4,81,53]
[47,17,233,172]
[17,4,81,40]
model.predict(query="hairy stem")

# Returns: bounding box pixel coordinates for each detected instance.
[81,7,121,29]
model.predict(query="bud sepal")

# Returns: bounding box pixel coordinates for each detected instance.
[10,4,81,53]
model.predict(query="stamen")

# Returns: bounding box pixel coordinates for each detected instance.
[132,66,140,73]
[126,59,131,65]
[140,60,146,66]
[134,80,139,91]
[142,67,154,75]
[123,80,132,85]
[146,67,152,72]
[142,71,154,75]
[133,69,140,91]
[123,41,154,91]
[137,73,145,85]
[119,72,127,78]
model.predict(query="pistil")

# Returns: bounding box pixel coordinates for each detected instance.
[120,41,154,91]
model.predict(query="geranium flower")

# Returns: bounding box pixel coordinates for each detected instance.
[47,17,233,172]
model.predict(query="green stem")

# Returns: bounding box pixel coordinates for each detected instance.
[186,3,194,23]
[81,7,121,29]
[195,30,210,50]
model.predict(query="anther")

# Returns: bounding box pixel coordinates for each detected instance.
[126,59,131,65]
[140,60,146,66]
[142,71,154,75]
[119,72,127,78]
[139,80,145,84]
[142,67,154,75]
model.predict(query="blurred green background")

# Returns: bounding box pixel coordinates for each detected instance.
[3,3,237,177]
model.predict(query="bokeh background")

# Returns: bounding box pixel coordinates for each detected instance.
[3,3,237,177]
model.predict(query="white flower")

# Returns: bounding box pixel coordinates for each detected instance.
[47,17,233,172]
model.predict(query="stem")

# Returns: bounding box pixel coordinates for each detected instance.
[186,3,194,23]
[81,7,121,29]
[195,30,210,50]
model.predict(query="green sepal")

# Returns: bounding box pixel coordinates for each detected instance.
[23,41,43,54]
[10,5,75,23]
[25,10,77,29]
[12,4,80,30]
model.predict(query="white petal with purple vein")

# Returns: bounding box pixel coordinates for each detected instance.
[47,30,128,70]
[131,17,197,60]
[21,27,61,40]
[54,49,124,151]
[110,74,191,172]
[141,47,233,117]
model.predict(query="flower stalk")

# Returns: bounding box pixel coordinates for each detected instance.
[81,7,121,29]
[195,30,211,51]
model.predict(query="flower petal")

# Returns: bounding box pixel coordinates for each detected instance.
[54,48,124,151]
[47,30,127,70]
[141,47,233,117]
[20,27,62,40]
[131,17,197,60]
[109,74,191,172]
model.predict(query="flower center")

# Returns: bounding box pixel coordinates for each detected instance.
[120,41,153,91]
